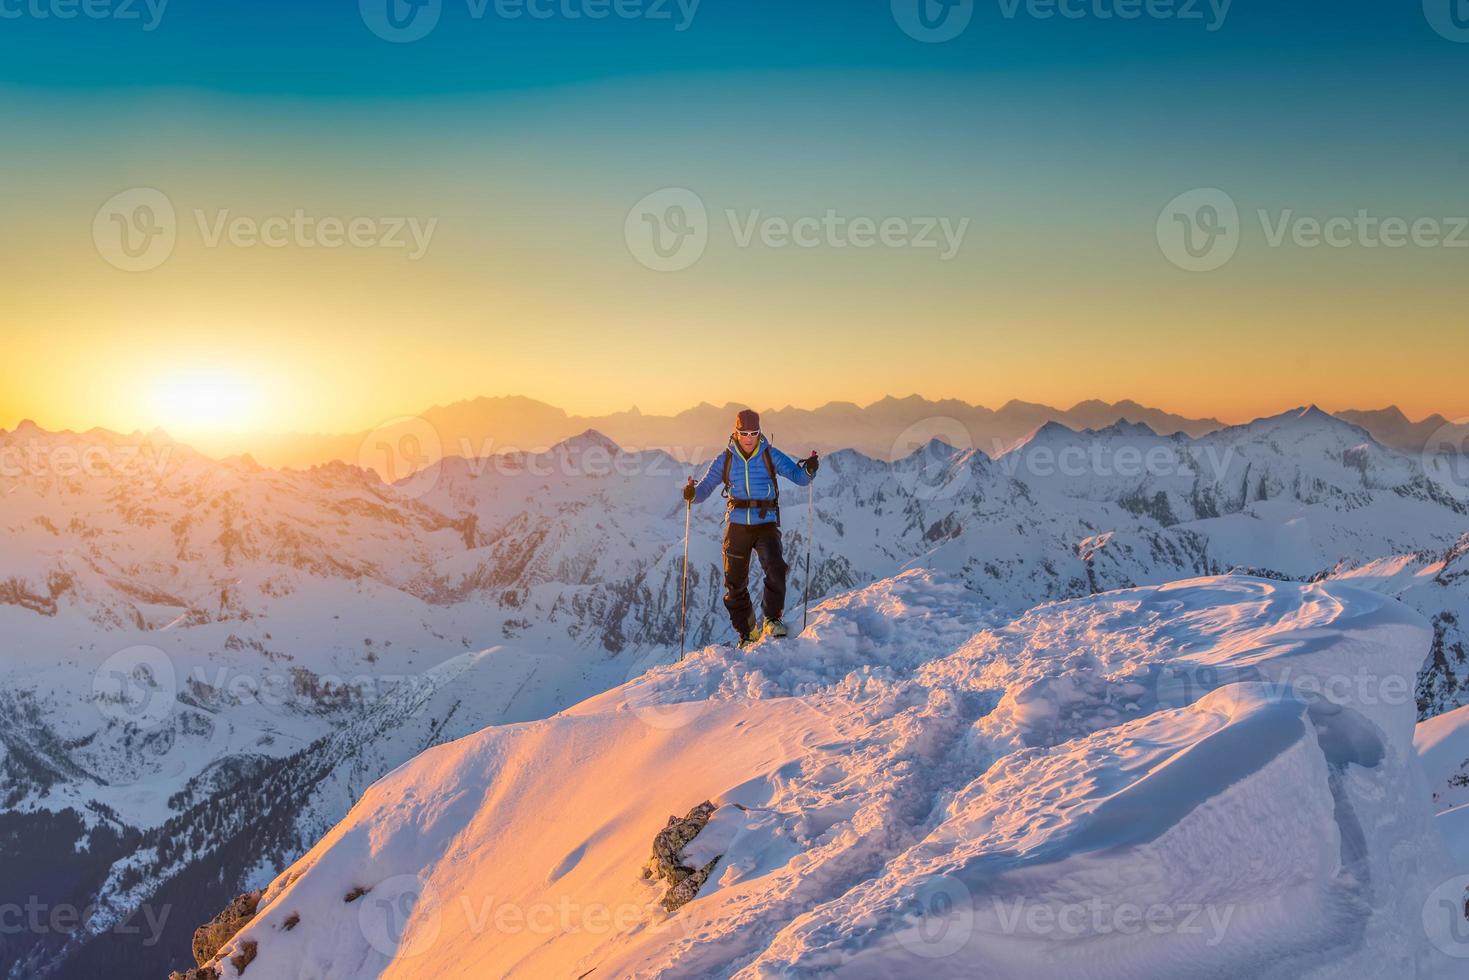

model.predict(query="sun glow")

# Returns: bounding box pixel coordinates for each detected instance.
[148,371,264,435]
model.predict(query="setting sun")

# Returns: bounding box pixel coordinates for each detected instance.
[147,371,262,435]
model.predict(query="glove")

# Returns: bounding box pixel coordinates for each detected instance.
[682,478,696,503]
[801,452,820,477]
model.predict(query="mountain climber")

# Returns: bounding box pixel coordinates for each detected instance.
[682,409,819,649]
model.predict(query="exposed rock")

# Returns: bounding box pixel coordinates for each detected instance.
[191,890,262,968]
[230,939,258,974]
[167,868,321,979]
[644,800,722,912]
[167,969,219,980]
[344,885,369,903]
[661,857,720,912]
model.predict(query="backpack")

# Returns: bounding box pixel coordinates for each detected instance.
[721,444,780,520]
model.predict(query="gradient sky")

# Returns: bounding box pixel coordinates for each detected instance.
[2,0,1467,444]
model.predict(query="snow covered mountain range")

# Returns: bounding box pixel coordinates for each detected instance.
[180,395,1230,470]
[2,405,1468,977]
[188,395,1468,471]
[181,572,1464,978]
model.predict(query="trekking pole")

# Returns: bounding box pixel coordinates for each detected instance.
[679,479,693,661]
[802,468,814,634]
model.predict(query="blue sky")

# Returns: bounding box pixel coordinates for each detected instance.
[3,0,1468,434]
[1,0,1460,95]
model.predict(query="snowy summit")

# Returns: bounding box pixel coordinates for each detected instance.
[179,569,1460,979]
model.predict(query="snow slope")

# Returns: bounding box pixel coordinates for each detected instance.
[1415,702,1469,876]
[7,407,1469,976]
[1327,533,1469,718]
[1418,703,1469,811]
[204,571,1458,979]
[1413,703,1469,950]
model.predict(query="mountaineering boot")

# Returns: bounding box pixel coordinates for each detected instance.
[732,611,759,650]
[763,618,789,638]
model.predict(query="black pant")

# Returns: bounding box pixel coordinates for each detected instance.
[723,521,788,637]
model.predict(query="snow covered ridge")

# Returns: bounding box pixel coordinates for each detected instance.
[6,406,1469,976]
[179,571,1466,979]
[1415,703,1469,873]
[121,395,1469,471]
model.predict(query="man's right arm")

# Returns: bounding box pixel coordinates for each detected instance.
[690,451,726,504]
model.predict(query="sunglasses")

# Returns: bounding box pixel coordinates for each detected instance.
[735,429,760,438]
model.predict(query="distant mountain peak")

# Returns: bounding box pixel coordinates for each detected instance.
[1034,419,1080,437]
[998,398,1053,413]
[224,453,263,472]
[1095,419,1162,438]
[896,435,962,463]
[550,428,622,454]
[1222,406,1379,450]
[1357,405,1411,424]
[1004,419,1081,454]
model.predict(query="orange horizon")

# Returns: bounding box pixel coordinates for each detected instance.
[3,392,1466,446]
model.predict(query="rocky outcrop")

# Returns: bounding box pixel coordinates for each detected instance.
[193,889,262,966]
[0,571,72,616]
[644,800,722,912]
[167,889,262,979]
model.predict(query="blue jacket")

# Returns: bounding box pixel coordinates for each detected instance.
[691,436,813,525]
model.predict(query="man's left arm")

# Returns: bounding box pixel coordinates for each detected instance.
[771,446,815,487]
